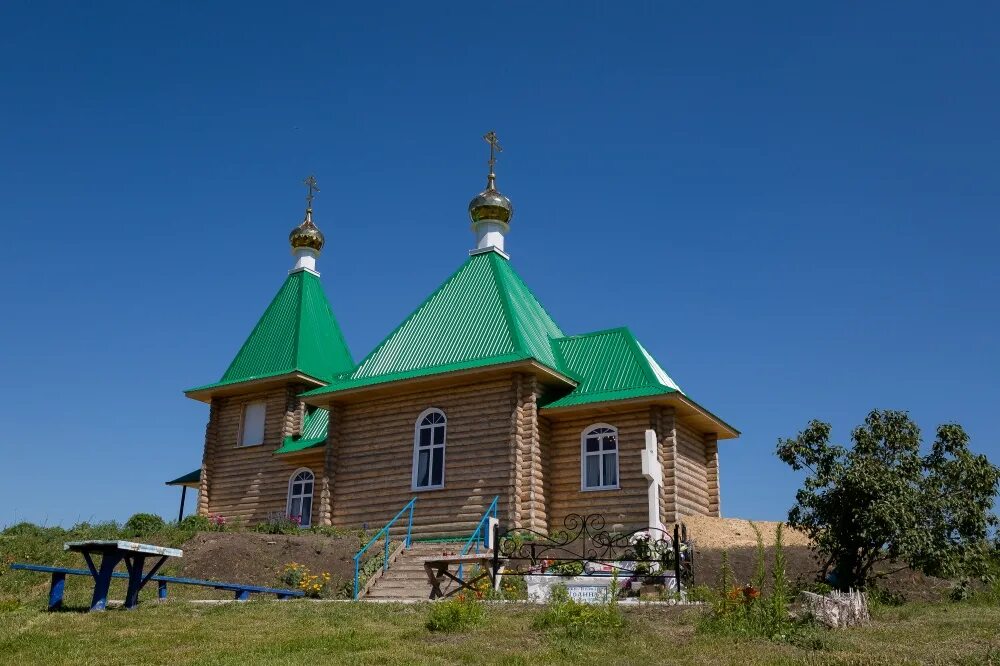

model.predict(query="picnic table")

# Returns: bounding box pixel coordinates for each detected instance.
[64,540,182,611]
[422,554,499,599]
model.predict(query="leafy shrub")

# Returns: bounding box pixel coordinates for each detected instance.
[866,586,905,609]
[178,514,211,532]
[546,560,585,576]
[281,563,332,598]
[426,595,486,632]
[532,584,625,639]
[123,513,166,537]
[68,521,122,540]
[686,584,715,603]
[208,514,229,531]
[2,522,59,538]
[254,513,301,535]
[306,525,353,538]
[354,540,400,593]
[496,574,528,600]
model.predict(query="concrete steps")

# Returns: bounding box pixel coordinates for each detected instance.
[364,542,485,601]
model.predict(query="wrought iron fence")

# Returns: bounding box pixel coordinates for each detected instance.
[490,513,693,590]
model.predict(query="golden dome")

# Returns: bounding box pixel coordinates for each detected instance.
[289,209,325,253]
[468,175,513,225]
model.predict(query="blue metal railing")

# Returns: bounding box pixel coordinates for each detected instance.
[352,497,416,600]
[458,496,499,580]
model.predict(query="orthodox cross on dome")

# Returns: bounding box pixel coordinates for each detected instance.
[303,175,320,210]
[483,130,503,168]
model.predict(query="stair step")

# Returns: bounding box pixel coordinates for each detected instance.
[361,544,492,600]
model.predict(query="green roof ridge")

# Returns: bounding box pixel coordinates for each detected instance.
[621,327,662,389]
[305,251,568,397]
[489,252,532,359]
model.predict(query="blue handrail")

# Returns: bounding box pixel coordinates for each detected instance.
[352,496,417,600]
[458,496,499,580]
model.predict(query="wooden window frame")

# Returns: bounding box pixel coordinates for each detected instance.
[237,400,267,447]
[286,467,314,528]
[411,408,447,491]
[580,423,620,491]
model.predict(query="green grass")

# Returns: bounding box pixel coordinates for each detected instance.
[0,601,999,665]
[4,523,1000,664]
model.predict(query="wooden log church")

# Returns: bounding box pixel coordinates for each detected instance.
[175,135,739,538]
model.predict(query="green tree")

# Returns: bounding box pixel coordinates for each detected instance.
[777,409,999,590]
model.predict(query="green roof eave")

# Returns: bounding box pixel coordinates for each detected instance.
[165,469,201,488]
[183,370,327,402]
[542,389,741,439]
[186,270,354,402]
[275,436,326,455]
[542,384,678,409]
[302,352,576,401]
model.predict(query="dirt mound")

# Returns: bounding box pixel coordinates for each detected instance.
[682,515,811,549]
[682,515,950,601]
[176,532,362,591]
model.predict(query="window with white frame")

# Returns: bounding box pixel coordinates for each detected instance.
[412,408,446,490]
[286,468,314,527]
[238,401,267,447]
[581,424,619,490]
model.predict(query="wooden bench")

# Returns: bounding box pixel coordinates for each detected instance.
[10,563,304,610]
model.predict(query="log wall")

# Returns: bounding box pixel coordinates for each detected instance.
[330,376,517,539]
[546,409,651,532]
[201,384,322,527]
[706,434,721,517]
[653,405,679,525]
[675,419,711,517]
[512,374,547,532]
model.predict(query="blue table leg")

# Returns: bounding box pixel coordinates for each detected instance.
[48,572,66,611]
[124,555,146,609]
[158,581,168,600]
[235,590,250,601]
[90,553,122,612]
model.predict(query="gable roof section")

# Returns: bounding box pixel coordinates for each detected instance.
[543,328,683,409]
[186,270,354,394]
[275,407,329,454]
[303,250,568,397]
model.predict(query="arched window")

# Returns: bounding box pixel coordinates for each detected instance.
[581,424,619,490]
[286,468,314,527]
[412,408,446,490]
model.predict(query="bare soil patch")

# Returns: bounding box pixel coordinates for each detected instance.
[175,532,361,591]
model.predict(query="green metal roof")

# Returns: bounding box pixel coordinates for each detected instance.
[543,328,683,409]
[187,269,353,393]
[275,407,329,455]
[165,469,201,487]
[303,250,567,398]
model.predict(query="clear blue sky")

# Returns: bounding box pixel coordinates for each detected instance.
[1,2,997,527]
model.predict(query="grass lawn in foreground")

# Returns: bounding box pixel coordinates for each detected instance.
[1,600,999,665]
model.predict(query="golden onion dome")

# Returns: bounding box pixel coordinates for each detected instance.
[468,174,513,225]
[289,209,325,253]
